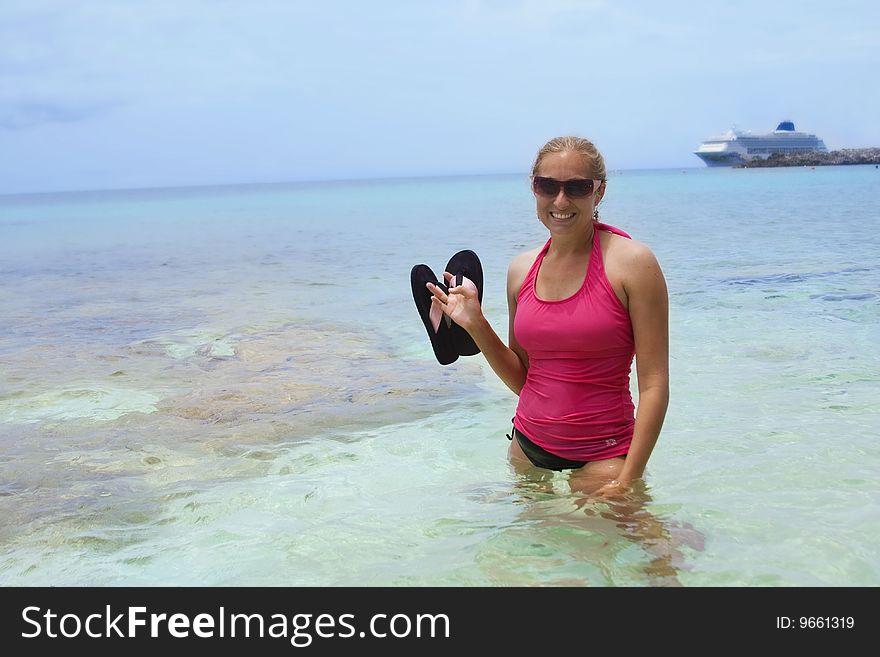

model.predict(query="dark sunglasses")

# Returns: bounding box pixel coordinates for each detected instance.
[531,176,603,199]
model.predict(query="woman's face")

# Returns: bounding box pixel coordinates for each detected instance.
[533,150,604,237]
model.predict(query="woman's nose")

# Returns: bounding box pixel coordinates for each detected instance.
[553,189,570,207]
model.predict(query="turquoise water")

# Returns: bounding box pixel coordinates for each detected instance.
[1,165,878,586]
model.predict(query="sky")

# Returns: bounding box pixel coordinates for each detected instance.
[1,0,878,194]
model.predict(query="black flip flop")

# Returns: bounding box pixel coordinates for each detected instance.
[444,250,483,357]
[410,264,459,365]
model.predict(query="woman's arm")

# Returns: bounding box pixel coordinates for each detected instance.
[614,242,670,486]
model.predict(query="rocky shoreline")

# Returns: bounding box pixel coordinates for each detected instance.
[738,147,880,168]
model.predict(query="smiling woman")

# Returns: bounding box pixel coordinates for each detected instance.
[1,160,878,588]
[427,135,670,498]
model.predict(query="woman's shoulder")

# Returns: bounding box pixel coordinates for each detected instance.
[507,244,544,298]
[602,230,665,293]
[508,245,543,278]
[602,228,658,266]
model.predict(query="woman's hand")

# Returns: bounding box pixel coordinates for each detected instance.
[593,478,631,498]
[426,271,483,332]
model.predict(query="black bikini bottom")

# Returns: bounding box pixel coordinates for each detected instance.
[508,426,588,471]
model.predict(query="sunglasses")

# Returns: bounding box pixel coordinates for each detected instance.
[531,176,603,199]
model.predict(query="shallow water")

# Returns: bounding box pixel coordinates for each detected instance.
[1,166,878,585]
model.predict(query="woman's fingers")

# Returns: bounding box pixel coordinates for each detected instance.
[426,282,450,313]
[442,271,476,298]
[425,281,446,302]
[428,274,476,317]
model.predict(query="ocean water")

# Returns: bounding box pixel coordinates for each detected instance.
[1,165,878,586]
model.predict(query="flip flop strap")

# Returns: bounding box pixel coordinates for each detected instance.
[428,275,478,332]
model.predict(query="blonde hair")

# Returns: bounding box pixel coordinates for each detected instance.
[530,135,607,180]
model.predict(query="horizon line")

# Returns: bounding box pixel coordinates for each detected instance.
[0,165,707,199]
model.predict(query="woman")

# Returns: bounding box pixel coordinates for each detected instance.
[427,136,669,497]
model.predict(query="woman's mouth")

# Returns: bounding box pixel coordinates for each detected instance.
[550,211,575,220]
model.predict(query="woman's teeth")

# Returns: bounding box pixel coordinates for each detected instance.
[550,212,575,219]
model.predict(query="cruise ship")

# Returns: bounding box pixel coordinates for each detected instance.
[693,121,828,167]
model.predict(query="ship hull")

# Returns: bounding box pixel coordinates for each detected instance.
[693,151,746,167]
